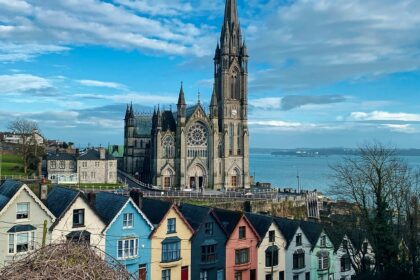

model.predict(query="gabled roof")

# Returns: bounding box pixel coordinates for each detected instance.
[161,111,176,132]
[94,192,130,225]
[0,180,55,221]
[300,220,325,250]
[78,149,114,160]
[178,203,228,239]
[140,198,172,226]
[46,186,79,218]
[46,153,76,161]
[273,217,300,248]
[325,224,347,252]
[0,180,23,211]
[244,212,274,241]
[186,104,207,121]
[213,208,243,237]
[348,229,369,250]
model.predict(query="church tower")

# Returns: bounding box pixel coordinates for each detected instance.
[214,0,250,188]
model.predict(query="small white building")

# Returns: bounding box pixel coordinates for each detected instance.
[77,148,117,184]
[46,153,78,184]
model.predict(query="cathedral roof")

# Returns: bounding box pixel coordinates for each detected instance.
[161,110,176,132]
[185,104,208,121]
[134,115,153,136]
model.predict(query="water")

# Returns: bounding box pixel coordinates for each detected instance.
[250,153,420,192]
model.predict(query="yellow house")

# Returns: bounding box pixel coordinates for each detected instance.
[141,198,194,280]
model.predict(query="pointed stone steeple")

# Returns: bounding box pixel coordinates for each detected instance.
[224,0,238,28]
[220,0,241,52]
[177,82,186,106]
[128,102,134,118]
[124,104,129,120]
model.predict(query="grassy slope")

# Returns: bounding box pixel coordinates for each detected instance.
[1,154,25,176]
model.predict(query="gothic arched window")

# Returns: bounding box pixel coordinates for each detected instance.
[162,136,175,158]
[187,122,208,158]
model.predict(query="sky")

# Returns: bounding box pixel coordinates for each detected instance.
[0,0,419,149]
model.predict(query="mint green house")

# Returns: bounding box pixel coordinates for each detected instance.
[301,221,336,280]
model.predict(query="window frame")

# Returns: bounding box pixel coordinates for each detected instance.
[296,233,302,246]
[162,269,171,280]
[235,248,249,265]
[204,222,214,235]
[293,251,305,269]
[167,218,176,233]
[16,202,29,220]
[117,238,139,260]
[8,231,35,255]
[161,241,181,262]
[238,226,246,239]
[201,244,217,263]
[72,208,85,228]
[123,213,134,228]
[268,230,275,242]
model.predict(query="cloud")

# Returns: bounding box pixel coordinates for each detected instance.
[74,92,176,105]
[0,0,218,62]
[0,74,54,94]
[251,95,346,110]
[350,111,420,122]
[78,79,126,89]
[382,124,418,134]
[249,0,420,90]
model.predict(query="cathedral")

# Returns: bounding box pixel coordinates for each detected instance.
[123,0,250,190]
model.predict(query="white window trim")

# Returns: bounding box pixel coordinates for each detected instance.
[16,202,30,221]
[117,238,139,260]
[123,213,134,229]
[7,230,36,255]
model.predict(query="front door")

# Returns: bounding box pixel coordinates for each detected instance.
[250,269,256,280]
[181,266,188,280]
[138,264,146,280]
[199,176,203,188]
[190,177,196,189]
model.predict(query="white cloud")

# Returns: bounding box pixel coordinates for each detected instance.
[382,124,418,134]
[78,79,126,89]
[0,43,69,62]
[251,97,282,109]
[0,74,53,94]
[350,111,420,122]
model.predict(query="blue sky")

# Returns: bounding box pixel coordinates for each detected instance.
[0,0,419,148]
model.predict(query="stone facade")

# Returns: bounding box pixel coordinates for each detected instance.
[46,153,78,184]
[123,0,250,190]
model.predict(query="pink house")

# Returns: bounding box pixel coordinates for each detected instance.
[214,208,260,280]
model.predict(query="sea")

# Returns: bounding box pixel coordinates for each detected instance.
[249,152,420,193]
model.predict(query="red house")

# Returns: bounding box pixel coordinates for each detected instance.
[214,208,260,280]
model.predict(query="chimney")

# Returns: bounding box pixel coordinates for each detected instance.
[99,148,106,160]
[87,192,96,208]
[75,148,80,157]
[39,178,48,202]
[129,189,143,209]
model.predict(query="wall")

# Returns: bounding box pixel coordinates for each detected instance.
[77,159,117,184]
[310,231,335,280]
[0,187,54,266]
[285,227,312,280]
[225,217,259,280]
[105,201,152,280]
[50,196,105,254]
[257,223,286,280]
[150,207,192,280]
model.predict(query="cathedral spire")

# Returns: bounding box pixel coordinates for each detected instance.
[224,0,238,27]
[177,82,186,106]
[128,102,134,118]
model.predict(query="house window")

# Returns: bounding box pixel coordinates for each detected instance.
[59,160,65,169]
[95,161,100,167]
[123,213,134,228]
[293,250,305,269]
[238,226,246,239]
[318,251,329,270]
[305,272,310,280]
[266,275,273,280]
[265,246,279,267]
[69,161,75,169]
[82,161,87,168]
[235,248,249,264]
[341,255,351,272]
[117,238,138,259]
[320,235,326,247]
[296,234,302,246]
[205,222,214,235]
[8,231,35,254]
[200,270,208,280]
[50,161,56,169]
[164,177,171,188]
[162,269,171,280]
[162,241,180,262]
[167,218,176,233]
[279,271,284,280]
[293,276,299,280]
[16,203,29,219]
[201,245,216,263]
[91,171,95,179]
[235,271,242,280]
[82,172,87,180]
[269,230,275,242]
[73,209,85,227]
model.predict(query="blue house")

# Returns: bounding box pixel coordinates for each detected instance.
[94,191,153,280]
[178,204,227,280]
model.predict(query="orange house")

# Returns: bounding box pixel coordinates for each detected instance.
[214,208,260,280]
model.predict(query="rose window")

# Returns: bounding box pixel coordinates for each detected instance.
[187,123,208,146]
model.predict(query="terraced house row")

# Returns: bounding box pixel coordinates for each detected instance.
[0,180,375,280]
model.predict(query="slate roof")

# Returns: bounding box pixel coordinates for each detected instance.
[78,149,114,160]
[185,104,207,120]
[0,180,24,211]
[325,224,347,251]
[8,224,37,233]
[46,153,76,161]
[134,115,153,136]
[300,220,325,249]
[244,212,274,241]
[140,198,172,226]
[161,111,176,132]
[213,208,243,237]
[46,186,79,218]
[94,192,129,225]
[273,217,300,248]
[348,229,368,250]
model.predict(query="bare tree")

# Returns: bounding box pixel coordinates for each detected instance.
[7,118,40,174]
[330,142,415,274]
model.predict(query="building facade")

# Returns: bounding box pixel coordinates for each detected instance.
[123,0,250,190]
[46,153,78,184]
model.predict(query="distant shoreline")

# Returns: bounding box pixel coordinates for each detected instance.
[250,147,420,157]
